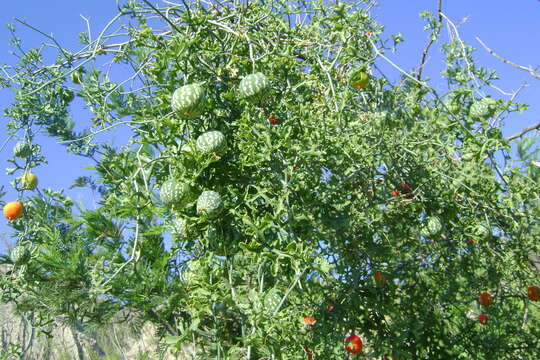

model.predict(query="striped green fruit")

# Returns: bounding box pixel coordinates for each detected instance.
[13,142,32,158]
[171,83,206,119]
[473,223,491,240]
[160,179,191,207]
[238,73,270,102]
[196,190,223,218]
[263,288,284,313]
[20,173,38,190]
[171,217,190,240]
[11,245,30,265]
[421,216,443,237]
[196,130,226,155]
[469,98,497,119]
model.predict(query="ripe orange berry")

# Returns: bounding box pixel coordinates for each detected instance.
[3,201,24,221]
[268,114,279,125]
[477,292,493,307]
[478,313,488,325]
[527,286,540,301]
[374,271,388,286]
[303,316,316,326]
[345,334,362,354]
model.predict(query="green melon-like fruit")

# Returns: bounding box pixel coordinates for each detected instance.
[180,143,194,154]
[469,98,497,119]
[473,223,491,240]
[13,142,32,158]
[171,217,189,240]
[264,288,284,313]
[20,173,38,190]
[421,216,443,237]
[11,245,30,265]
[206,225,220,243]
[160,179,191,207]
[196,130,226,155]
[171,84,206,119]
[349,69,370,90]
[70,68,85,85]
[238,73,270,101]
[196,190,223,218]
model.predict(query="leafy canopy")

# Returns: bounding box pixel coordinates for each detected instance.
[1,0,539,359]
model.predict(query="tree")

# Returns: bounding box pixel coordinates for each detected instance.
[1,0,539,359]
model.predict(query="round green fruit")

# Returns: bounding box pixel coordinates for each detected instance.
[473,223,491,240]
[196,190,223,218]
[469,98,497,120]
[13,142,32,158]
[171,217,190,240]
[11,245,30,265]
[421,216,443,237]
[264,288,284,313]
[19,173,38,190]
[238,73,270,101]
[160,179,191,207]
[349,69,370,90]
[196,130,226,155]
[70,68,84,85]
[171,83,206,119]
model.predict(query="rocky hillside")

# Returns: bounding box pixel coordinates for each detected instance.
[0,262,191,360]
[0,301,190,360]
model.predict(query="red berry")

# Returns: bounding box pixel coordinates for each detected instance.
[477,292,493,306]
[391,189,400,197]
[528,286,540,301]
[303,316,316,326]
[478,313,488,324]
[304,347,315,358]
[345,334,362,354]
[268,114,279,125]
[400,184,414,199]
[374,271,388,286]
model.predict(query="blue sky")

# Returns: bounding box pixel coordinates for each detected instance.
[0,1,539,252]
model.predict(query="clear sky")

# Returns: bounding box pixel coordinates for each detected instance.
[0,1,539,253]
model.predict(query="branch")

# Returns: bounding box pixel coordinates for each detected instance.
[507,121,540,141]
[416,0,443,80]
[476,37,540,80]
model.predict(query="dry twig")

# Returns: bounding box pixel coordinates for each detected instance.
[476,37,540,80]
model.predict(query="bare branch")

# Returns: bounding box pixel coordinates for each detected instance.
[416,0,443,80]
[507,121,540,141]
[476,37,540,80]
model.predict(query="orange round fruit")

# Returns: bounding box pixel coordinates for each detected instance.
[3,201,24,221]
[345,334,362,354]
[477,292,493,307]
[303,316,316,326]
[527,286,540,301]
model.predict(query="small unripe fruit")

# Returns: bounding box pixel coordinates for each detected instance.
[19,173,38,190]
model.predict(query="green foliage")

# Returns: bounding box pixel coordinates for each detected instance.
[1,0,539,359]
